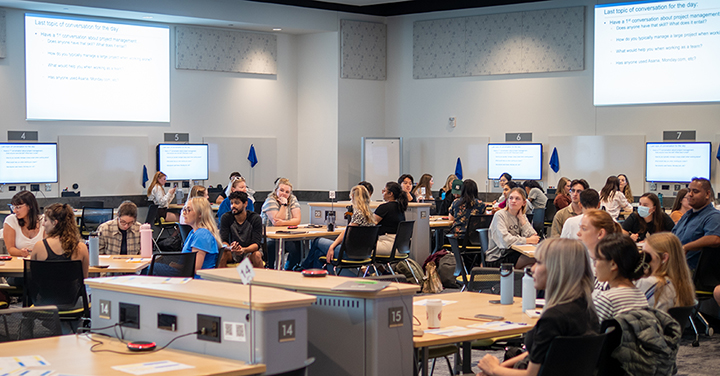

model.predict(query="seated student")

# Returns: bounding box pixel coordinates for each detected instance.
[189,185,209,200]
[398,174,416,202]
[670,188,690,223]
[495,172,512,206]
[576,209,623,292]
[436,175,458,216]
[261,178,302,270]
[375,182,408,256]
[486,187,539,269]
[522,180,547,215]
[215,171,241,204]
[448,179,485,236]
[618,173,634,203]
[217,177,254,223]
[147,171,178,222]
[302,185,376,270]
[181,197,221,273]
[622,193,674,242]
[412,174,434,201]
[561,189,601,240]
[553,177,572,210]
[3,191,44,257]
[550,179,588,238]
[344,181,374,224]
[219,191,263,268]
[31,204,89,279]
[599,176,633,220]
[97,201,142,255]
[477,238,599,376]
[671,177,720,270]
[592,233,652,323]
[636,232,695,312]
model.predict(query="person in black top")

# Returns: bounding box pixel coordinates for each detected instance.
[219,191,263,267]
[398,174,416,203]
[374,181,408,256]
[477,238,599,375]
[622,192,674,242]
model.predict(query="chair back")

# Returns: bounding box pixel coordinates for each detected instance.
[23,260,89,315]
[461,215,485,247]
[335,226,380,262]
[538,332,608,376]
[544,200,556,222]
[178,224,192,244]
[0,306,62,342]
[80,207,114,234]
[667,305,695,332]
[79,200,104,209]
[148,252,197,277]
[467,267,524,296]
[145,204,160,225]
[693,246,720,293]
[531,208,545,237]
[388,221,414,259]
[597,319,625,376]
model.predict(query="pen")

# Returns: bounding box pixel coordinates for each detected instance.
[459,316,493,322]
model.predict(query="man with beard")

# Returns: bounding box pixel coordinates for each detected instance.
[672,177,720,270]
[219,191,263,267]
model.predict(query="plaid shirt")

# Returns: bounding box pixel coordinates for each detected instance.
[98,219,142,255]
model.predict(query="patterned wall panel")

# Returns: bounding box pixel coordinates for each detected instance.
[413,6,585,79]
[176,26,277,75]
[0,9,6,59]
[341,20,387,80]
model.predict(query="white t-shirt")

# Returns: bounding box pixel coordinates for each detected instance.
[560,214,583,240]
[3,214,45,250]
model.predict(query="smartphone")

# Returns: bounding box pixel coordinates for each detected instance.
[475,313,504,320]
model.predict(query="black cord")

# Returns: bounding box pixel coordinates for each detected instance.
[86,330,200,355]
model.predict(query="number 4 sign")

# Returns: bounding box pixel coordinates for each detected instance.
[237,258,255,285]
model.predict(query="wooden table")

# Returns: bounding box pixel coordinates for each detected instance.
[0,255,150,277]
[510,244,537,258]
[0,334,265,375]
[266,224,343,270]
[413,292,538,375]
[168,203,220,211]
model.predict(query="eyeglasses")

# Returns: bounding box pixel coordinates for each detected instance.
[11,204,26,212]
[182,206,193,213]
[569,189,584,194]
[118,218,135,227]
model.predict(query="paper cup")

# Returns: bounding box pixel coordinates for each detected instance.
[426,299,442,329]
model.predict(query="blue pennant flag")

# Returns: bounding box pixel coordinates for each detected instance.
[248,144,258,168]
[717,144,720,163]
[549,147,560,173]
[454,158,463,180]
[142,165,149,188]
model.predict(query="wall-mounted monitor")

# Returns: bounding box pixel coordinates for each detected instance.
[156,144,208,181]
[0,143,58,184]
[646,142,711,182]
[488,143,543,181]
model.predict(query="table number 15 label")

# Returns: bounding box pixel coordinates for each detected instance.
[389,307,404,328]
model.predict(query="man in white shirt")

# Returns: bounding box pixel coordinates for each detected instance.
[561,189,601,239]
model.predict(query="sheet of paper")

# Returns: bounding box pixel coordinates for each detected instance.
[112,360,194,375]
[413,299,457,306]
[525,310,542,319]
[0,355,50,368]
[467,321,530,331]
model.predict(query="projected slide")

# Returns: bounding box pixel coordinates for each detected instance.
[25,13,169,122]
[157,144,209,181]
[595,0,720,105]
[488,144,543,180]
[0,143,58,184]
[646,142,710,182]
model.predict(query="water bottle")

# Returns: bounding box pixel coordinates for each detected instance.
[419,187,426,203]
[658,192,663,208]
[88,231,99,266]
[327,212,335,232]
[522,267,536,312]
[500,263,514,305]
[176,188,184,204]
[140,223,153,257]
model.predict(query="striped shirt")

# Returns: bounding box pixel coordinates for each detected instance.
[593,286,648,323]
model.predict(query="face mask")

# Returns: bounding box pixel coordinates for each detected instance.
[638,206,652,218]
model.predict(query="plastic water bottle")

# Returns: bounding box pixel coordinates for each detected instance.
[500,263,514,305]
[522,267,536,312]
[140,223,153,257]
[88,231,99,266]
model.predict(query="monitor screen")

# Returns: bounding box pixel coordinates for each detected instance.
[0,143,58,184]
[156,144,209,181]
[646,142,711,182]
[488,143,543,180]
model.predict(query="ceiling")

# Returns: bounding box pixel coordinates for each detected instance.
[246,0,548,16]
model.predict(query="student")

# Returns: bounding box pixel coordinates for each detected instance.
[522,180,547,215]
[31,204,89,279]
[670,188,690,223]
[477,238,599,376]
[592,233,651,323]
[671,177,720,270]
[494,172,513,206]
[550,179,588,238]
[553,177,571,210]
[3,191,44,257]
[448,179,485,236]
[398,174,415,202]
[374,181,408,256]
[494,181,518,211]
[436,174,458,216]
[358,181,374,196]
[189,185,209,200]
[486,187,539,269]
[181,197,221,273]
[261,178,302,270]
[599,175,633,220]
[215,171,241,204]
[622,193,674,242]
[217,177,254,222]
[97,201,142,255]
[412,173,434,202]
[219,191,263,268]
[576,209,622,260]
[636,232,695,312]
[147,171,178,222]
[561,189,600,240]
[618,173,633,203]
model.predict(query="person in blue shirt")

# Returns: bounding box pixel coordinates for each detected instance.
[671,178,720,270]
[217,177,254,224]
[182,197,221,272]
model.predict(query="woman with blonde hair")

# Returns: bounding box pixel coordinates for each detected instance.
[636,232,695,311]
[147,171,178,222]
[32,204,89,278]
[181,197,221,272]
[478,238,599,375]
[261,178,302,269]
[486,187,539,269]
[437,174,458,215]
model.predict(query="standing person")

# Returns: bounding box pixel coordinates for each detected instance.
[147,171,178,222]
[553,177,572,210]
[374,182,408,256]
[219,191,263,268]
[670,188,690,223]
[561,189,601,240]
[477,238,599,376]
[671,177,720,270]
[261,178,302,270]
[550,179,588,237]
[599,175,633,220]
[181,197,221,273]
[217,177,254,223]
[31,204,89,279]
[622,193,674,242]
[3,191,44,257]
[618,174,634,203]
[636,233,695,312]
[437,175,459,216]
[486,187,539,269]
[449,179,485,236]
[97,201,142,255]
[398,174,416,202]
[522,180,547,215]
[412,174,434,201]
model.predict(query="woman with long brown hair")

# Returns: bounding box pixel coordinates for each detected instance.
[31,204,89,278]
[670,188,690,223]
[599,175,633,220]
[622,193,674,242]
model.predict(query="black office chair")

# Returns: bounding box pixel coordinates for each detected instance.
[537,332,608,376]
[597,320,626,376]
[668,305,696,342]
[531,208,545,238]
[0,306,62,342]
[467,267,524,296]
[320,226,380,277]
[79,200,104,209]
[148,252,197,278]
[543,201,556,235]
[374,221,414,274]
[80,207,114,238]
[690,246,720,346]
[444,214,492,271]
[178,224,192,244]
[23,260,89,333]
[145,203,179,251]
